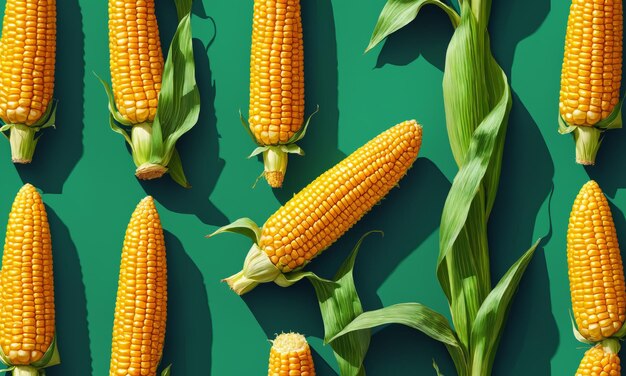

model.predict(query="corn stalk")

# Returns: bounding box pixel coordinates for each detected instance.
[327,0,541,375]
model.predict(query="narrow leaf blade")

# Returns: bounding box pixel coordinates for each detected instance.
[330,303,459,348]
[469,239,541,374]
[208,218,262,244]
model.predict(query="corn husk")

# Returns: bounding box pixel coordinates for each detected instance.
[100,0,199,187]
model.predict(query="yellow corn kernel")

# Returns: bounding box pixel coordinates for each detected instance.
[109,196,167,376]
[268,333,316,376]
[567,180,626,341]
[0,0,56,126]
[576,342,621,376]
[249,0,305,146]
[0,184,55,365]
[108,0,163,124]
[559,0,623,126]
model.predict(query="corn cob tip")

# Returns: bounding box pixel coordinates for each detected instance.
[271,332,309,353]
[135,163,168,180]
[576,340,622,376]
[265,172,284,188]
[269,333,315,376]
[223,244,280,295]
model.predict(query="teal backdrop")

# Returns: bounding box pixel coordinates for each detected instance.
[0,0,606,374]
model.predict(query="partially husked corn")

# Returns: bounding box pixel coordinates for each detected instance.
[249,0,305,146]
[0,184,55,365]
[567,180,626,341]
[222,120,423,294]
[108,0,163,124]
[0,0,56,126]
[109,196,167,376]
[559,0,623,126]
[576,343,621,376]
[268,333,315,376]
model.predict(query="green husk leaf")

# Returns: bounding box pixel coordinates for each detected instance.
[366,0,460,53]
[0,367,14,373]
[280,144,305,156]
[167,148,191,188]
[570,312,595,345]
[330,302,460,348]
[303,231,382,376]
[240,111,263,146]
[469,239,540,374]
[207,218,261,244]
[161,364,172,376]
[95,73,133,126]
[248,146,269,158]
[286,105,319,144]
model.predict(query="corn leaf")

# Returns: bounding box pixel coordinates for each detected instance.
[330,303,459,347]
[167,148,191,188]
[303,232,380,376]
[151,0,200,169]
[470,240,540,374]
[207,218,262,244]
[366,0,460,53]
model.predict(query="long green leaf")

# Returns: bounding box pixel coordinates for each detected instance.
[366,0,460,53]
[207,218,262,244]
[330,303,459,348]
[470,240,541,375]
[304,232,381,376]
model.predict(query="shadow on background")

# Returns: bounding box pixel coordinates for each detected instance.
[272,0,346,203]
[375,5,453,71]
[488,93,556,376]
[586,128,626,196]
[161,231,213,374]
[140,38,227,226]
[15,0,84,193]
[46,207,92,376]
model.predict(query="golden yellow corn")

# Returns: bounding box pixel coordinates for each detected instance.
[0,0,56,126]
[110,196,167,376]
[268,333,315,376]
[0,184,55,365]
[576,341,621,376]
[108,0,163,125]
[247,0,306,188]
[249,0,304,146]
[560,0,623,127]
[567,180,626,341]
[222,120,423,294]
[0,0,56,164]
[559,0,623,165]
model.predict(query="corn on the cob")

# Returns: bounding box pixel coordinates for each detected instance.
[268,333,316,376]
[567,180,626,342]
[0,0,56,164]
[108,0,166,180]
[576,340,621,376]
[247,0,306,188]
[559,0,623,165]
[109,196,168,376]
[214,120,423,294]
[0,184,57,374]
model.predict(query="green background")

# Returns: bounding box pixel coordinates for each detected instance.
[0,0,609,374]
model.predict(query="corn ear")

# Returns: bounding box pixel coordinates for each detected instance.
[102,0,199,186]
[211,120,422,295]
[0,0,57,163]
[0,184,60,376]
